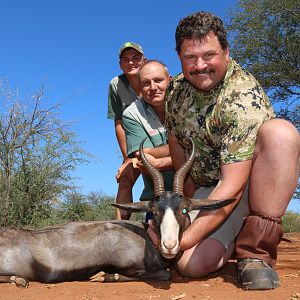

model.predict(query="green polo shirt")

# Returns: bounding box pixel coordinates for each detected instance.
[107,74,140,120]
[123,99,174,200]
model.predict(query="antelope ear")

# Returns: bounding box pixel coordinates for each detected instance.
[111,201,152,213]
[188,198,236,211]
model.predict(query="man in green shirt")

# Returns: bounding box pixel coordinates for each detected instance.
[107,42,146,220]
[122,60,174,220]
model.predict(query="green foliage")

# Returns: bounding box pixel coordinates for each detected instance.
[0,80,90,227]
[59,192,92,222]
[29,191,145,228]
[0,80,144,228]
[85,191,117,220]
[282,211,300,233]
[227,0,300,127]
[58,191,144,223]
[85,191,144,221]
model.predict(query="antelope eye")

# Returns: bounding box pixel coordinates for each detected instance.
[182,208,188,214]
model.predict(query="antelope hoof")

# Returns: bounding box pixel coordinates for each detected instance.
[10,276,29,288]
[90,271,121,282]
[90,271,106,282]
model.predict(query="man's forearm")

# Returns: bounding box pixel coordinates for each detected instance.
[180,199,239,250]
[151,156,173,170]
[180,182,243,250]
[180,160,252,250]
[143,144,170,158]
[168,135,186,171]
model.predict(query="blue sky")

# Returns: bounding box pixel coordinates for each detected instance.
[0,0,299,212]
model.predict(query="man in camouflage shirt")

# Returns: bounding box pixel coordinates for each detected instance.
[167,59,275,187]
[165,12,300,290]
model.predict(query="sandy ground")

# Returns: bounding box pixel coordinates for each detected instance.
[0,233,299,300]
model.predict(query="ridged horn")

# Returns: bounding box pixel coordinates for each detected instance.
[173,136,195,195]
[139,138,165,197]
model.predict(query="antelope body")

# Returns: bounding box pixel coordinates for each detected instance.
[0,220,172,287]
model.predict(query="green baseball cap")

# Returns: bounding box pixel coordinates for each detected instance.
[119,42,144,57]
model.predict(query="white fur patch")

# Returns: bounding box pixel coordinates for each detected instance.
[160,207,180,256]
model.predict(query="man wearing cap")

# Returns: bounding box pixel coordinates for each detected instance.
[107,42,146,220]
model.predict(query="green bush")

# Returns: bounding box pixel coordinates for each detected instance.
[282,211,300,233]
[84,191,144,222]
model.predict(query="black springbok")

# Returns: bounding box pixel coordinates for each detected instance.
[0,137,234,287]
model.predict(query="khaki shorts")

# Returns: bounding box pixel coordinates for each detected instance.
[189,183,249,249]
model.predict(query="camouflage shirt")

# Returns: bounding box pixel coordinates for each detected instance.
[165,59,275,187]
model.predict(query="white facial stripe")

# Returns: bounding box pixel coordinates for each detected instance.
[160,207,180,251]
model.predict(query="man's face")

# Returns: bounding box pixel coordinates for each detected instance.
[178,32,229,92]
[139,62,170,107]
[119,48,144,76]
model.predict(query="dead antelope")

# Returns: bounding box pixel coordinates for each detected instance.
[0,137,234,287]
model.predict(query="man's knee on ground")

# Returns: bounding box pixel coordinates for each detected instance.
[177,258,219,278]
[177,240,230,278]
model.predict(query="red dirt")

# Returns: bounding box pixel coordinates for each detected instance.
[0,233,299,300]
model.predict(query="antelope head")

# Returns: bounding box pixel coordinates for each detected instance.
[113,137,235,259]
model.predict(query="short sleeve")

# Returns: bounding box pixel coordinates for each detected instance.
[122,113,153,157]
[165,75,185,138]
[220,87,275,164]
[107,83,123,120]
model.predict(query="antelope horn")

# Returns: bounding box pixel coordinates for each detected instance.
[173,136,195,195]
[139,138,165,197]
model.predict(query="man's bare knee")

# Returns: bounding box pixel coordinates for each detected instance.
[118,175,137,189]
[119,169,139,188]
[177,261,211,278]
[256,119,299,151]
[177,239,231,278]
[119,165,139,182]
